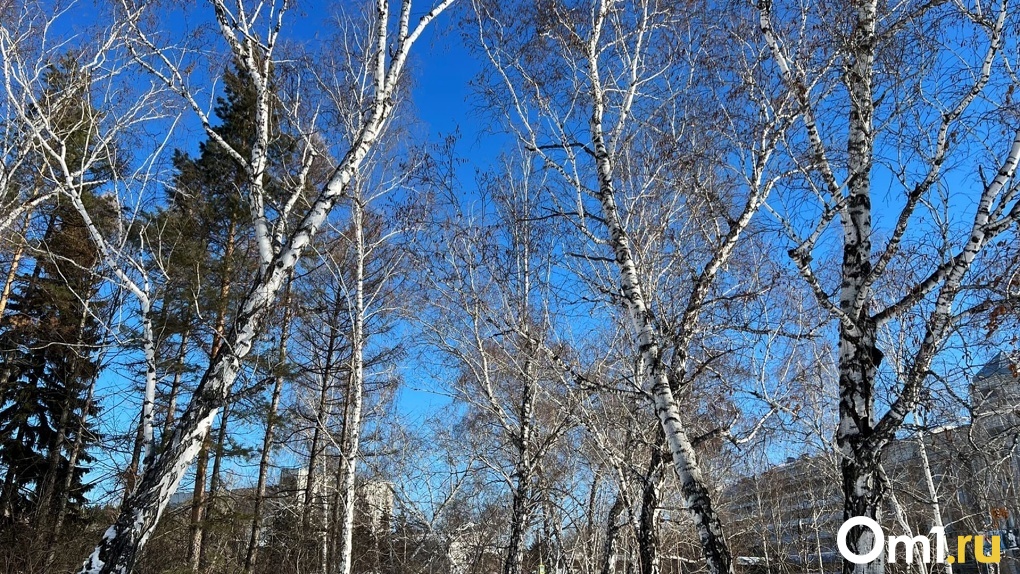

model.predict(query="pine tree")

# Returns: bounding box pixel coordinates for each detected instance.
[145,62,302,572]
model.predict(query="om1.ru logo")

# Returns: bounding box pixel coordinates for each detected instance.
[838,517,1001,565]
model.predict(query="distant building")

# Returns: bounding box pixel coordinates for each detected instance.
[725,352,1020,574]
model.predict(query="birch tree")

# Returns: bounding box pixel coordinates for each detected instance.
[0,0,453,571]
[420,153,579,574]
[472,1,793,571]
[754,1,1020,570]
[754,0,1020,570]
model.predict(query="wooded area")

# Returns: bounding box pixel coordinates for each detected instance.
[0,0,1019,573]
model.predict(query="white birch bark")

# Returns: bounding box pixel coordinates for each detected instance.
[755,0,1019,571]
[72,0,454,571]
[916,425,952,574]
[336,195,366,574]
[472,1,784,571]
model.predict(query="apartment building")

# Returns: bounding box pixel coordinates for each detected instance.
[725,353,1020,574]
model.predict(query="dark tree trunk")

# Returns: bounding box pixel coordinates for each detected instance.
[244,283,292,574]
[638,443,666,574]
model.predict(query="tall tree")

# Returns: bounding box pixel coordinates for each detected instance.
[471,1,790,572]
[0,58,115,530]
[754,0,1020,571]
[61,0,456,570]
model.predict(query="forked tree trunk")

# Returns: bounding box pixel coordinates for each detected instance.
[589,102,734,574]
[581,4,734,569]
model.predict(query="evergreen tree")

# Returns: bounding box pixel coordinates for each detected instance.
[145,61,305,572]
[0,57,116,525]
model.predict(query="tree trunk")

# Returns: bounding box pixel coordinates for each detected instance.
[504,351,537,574]
[0,425,24,520]
[243,282,293,574]
[199,400,231,570]
[75,5,452,563]
[35,294,94,529]
[123,416,145,507]
[917,427,952,574]
[837,327,885,574]
[504,473,532,574]
[335,197,366,574]
[162,330,191,444]
[600,497,624,574]
[0,219,27,322]
[45,372,98,570]
[187,434,212,572]
[637,445,665,574]
[837,0,882,570]
[191,216,237,571]
[589,119,733,574]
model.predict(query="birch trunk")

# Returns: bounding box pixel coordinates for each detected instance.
[0,213,29,321]
[504,341,537,574]
[589,95,734,574]
[76,1,453,569]
[504,470,532,574]
[837,2,884,571]
[917,427,952,574]
[600,497,624,574]
[575,4,736,571]
[336,197,366,574]
[637,444,665,574]
[755,0,1020,571]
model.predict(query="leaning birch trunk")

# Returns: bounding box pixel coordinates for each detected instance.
[76,3,454,570]
[587,57,735,574]
[336,197,366,574]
